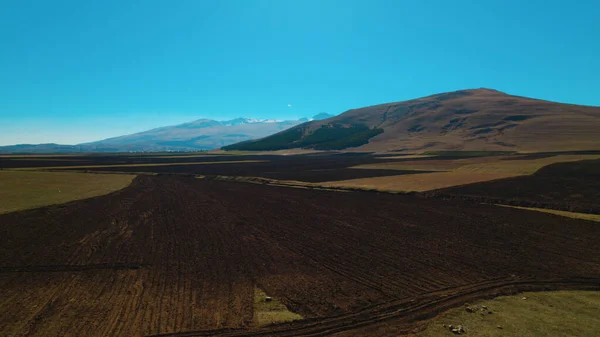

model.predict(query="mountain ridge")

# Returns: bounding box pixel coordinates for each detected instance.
[0,114,334,153]
[224,89,600,152]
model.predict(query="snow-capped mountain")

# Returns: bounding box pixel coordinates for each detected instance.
[0,114,335,153]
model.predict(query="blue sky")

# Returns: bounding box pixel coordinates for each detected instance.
[1,0,599,145]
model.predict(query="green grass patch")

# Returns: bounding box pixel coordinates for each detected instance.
[0,170,135,213]
[253,287,303,326]
[418,291,600,337]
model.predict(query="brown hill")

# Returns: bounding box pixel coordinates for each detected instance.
[224,89,600,152]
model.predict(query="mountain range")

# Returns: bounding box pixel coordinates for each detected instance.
[224,89,600,153]
[4,88,600,154]
[0,114,334,153]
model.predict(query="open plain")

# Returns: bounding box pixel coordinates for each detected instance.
[1,152,599,336]
[0,170,135,214]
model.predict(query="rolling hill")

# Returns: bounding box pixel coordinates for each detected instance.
[223,89,600,152]
[0,114,334,153]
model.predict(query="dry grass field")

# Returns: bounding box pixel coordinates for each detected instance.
[455,154,600,174]
[353,154,600,174]
[322,171,516,192]
[353,155,502,171]
[434,158,600,214]
[497,205,600,222]
[0,170,135,214]
[327,154,600,192]
[417,291,600,337]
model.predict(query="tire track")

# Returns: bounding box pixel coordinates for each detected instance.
[148,277,600,337]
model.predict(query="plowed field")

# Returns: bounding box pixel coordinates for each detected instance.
[430,159,600,214]
[1,175,599,336]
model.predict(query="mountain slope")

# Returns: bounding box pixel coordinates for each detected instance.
[0,114,334,153]
[83,118,303,151]
[224,89,600,152]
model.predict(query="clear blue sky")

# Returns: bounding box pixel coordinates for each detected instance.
[1,0,599,145]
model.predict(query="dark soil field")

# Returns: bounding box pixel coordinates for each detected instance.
[1,153,436,182]
[429,159,600,214]
[1,175,599,336]
[0,151,513,171]
[0,153,387,170]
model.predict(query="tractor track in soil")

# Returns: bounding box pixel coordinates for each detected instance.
[149,277,600,337]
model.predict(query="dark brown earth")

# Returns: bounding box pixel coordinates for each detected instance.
[428,159,600,214]
[0,152,438,182]
[1,175,599,336]
[4,152,600,186]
